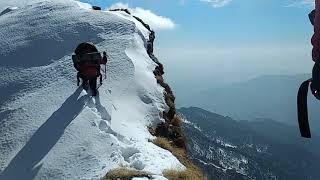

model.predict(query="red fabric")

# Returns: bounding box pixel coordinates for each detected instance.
[76,58,107,78]
[312,0,320,62]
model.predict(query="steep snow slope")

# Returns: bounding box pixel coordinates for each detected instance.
[0,1,184,179]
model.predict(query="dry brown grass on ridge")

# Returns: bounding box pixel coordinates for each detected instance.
[163,169,204,180]
[105,168,152,180]
[171,115,182,127]
[153,137,204,180]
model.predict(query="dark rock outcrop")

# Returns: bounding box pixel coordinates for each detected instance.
[109,8,131,15]
[143,20,185,150]
[92,6,101,10]
[132,16,152,32]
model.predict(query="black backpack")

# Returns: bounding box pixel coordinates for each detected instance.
[72,42,102,65]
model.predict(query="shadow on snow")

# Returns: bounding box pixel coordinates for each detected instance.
[0,87,89,180]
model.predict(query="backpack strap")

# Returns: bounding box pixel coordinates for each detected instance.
[297,79,312,138]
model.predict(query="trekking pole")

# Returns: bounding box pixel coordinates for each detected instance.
[77,73,80,86]
[105,53,108,80]
[100,73,102,85]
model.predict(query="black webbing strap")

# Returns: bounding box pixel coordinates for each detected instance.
[297,79,312,138]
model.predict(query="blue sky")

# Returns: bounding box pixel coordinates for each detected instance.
[79,0,315,99]
[79,0,313,44]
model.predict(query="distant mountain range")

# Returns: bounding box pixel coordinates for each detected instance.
[180,107,320,180]
[178,74,320,134]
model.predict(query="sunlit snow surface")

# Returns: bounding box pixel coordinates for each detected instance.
[0,1,184,179]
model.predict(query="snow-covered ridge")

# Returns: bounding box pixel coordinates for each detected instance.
[0,0,184,179]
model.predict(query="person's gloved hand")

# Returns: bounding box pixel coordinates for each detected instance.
[311,83,320,100]
[311,62,320,100]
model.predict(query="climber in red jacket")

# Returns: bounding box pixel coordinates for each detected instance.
[310,0,320,100]
[73,43,107,96]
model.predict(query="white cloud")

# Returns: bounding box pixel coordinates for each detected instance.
[108,2,176,30]
[285,0,315,8]
[109,2,129,9]
[200,0,232,8]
